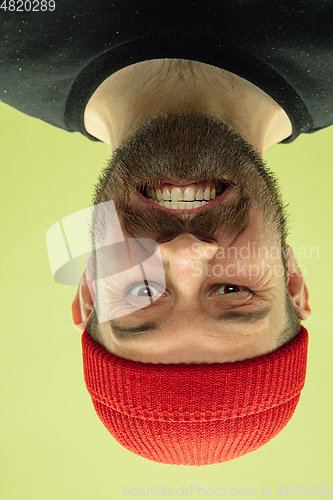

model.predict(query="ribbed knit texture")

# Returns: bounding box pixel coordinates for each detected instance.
[82,326,308,466]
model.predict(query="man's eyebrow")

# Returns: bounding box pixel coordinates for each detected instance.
[110,304,272,341]
[215,303,273,323]
[110,320,159,340]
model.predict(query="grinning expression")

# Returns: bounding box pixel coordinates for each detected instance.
[89,111,293,364]
[92,111,286,245]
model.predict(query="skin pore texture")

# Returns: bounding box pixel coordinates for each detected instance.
[72,59,310,364]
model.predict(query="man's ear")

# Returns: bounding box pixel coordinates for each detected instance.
[285,245,311,321]
[71,271,95,332]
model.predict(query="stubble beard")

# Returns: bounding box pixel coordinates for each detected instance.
[91,111,287,246]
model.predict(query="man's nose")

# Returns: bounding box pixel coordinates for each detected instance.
[159,233,218,281]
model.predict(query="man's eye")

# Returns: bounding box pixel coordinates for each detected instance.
[215,284,249,295]
[126,282,164,299]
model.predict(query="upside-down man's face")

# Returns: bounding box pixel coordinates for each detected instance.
[77,111,310,364]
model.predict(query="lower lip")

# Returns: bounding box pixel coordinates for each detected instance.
[135,185,232,213]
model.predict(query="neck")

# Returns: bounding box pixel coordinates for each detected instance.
[84,59,292,154]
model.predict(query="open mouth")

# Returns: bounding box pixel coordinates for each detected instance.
[137,180,230,210]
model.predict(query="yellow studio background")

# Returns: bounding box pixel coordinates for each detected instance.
[0,102,332,500]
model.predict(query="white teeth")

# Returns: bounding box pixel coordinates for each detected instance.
[170,187,183,201]
[177,201,186,209]
[184,187,195,201]
[162,187,171,200]
[203,186,211,201]
[149,199,209,209]
[145,184,221,202]
[195,188,204,200]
